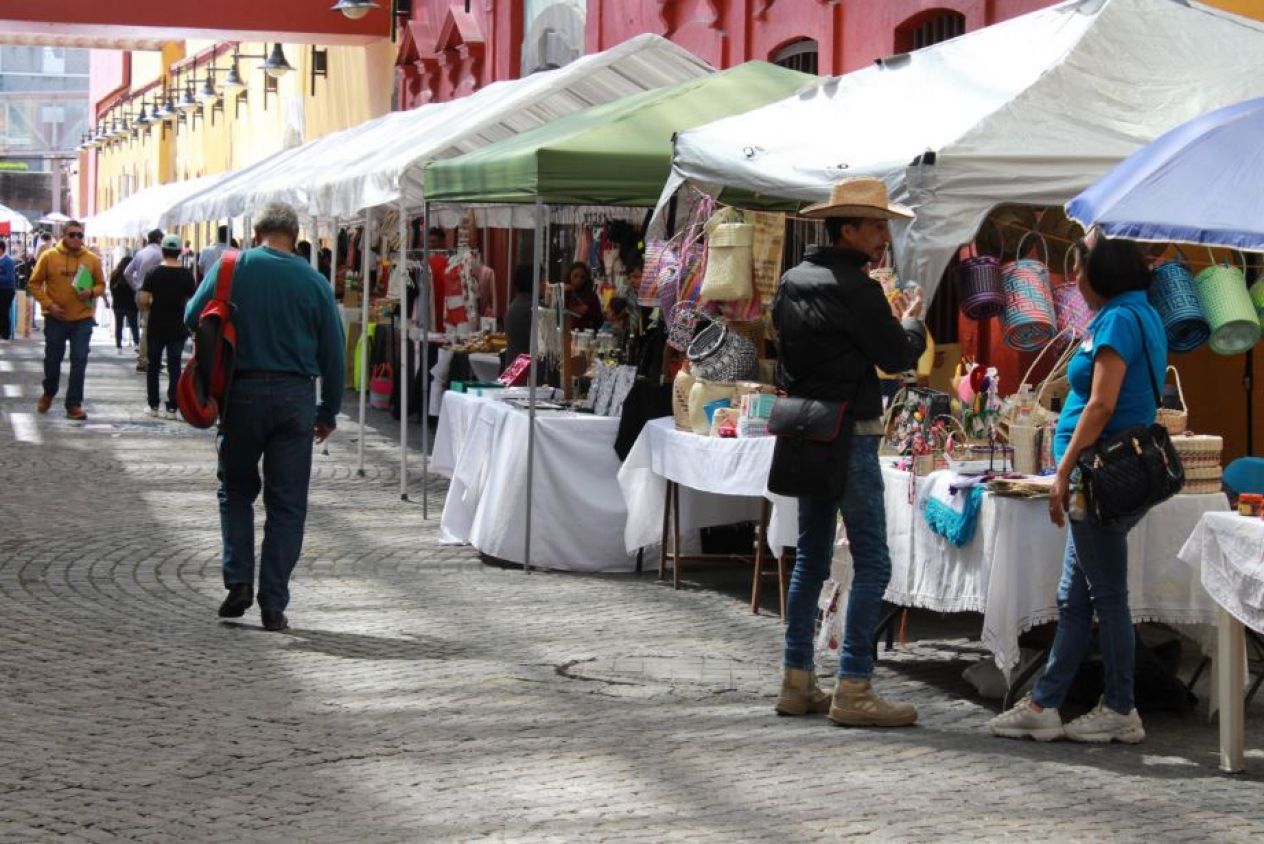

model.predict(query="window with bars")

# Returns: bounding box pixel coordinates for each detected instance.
[896,10,966,53]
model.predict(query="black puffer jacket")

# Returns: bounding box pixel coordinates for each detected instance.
[772,246,926,421]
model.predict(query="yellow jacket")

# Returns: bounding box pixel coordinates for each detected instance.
[29,241,106,323]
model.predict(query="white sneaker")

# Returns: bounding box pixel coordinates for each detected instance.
[1064,698,1145,744]
[988,694,1064,741]
[145,406,159,417]
[165,408,177,420]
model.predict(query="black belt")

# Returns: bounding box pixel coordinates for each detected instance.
[234,370,314,381]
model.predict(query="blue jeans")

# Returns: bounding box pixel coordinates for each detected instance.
[784,436,891,679]
[216,375,317,612]
[1032,513,1141,714]
[43,317,94,408]
[146,335,184,410]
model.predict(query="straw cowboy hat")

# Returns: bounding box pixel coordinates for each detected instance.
[801,177,914,220]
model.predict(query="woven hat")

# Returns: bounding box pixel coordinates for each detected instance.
[801,177,914,220]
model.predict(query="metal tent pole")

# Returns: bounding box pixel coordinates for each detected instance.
[398,200,410,500]
[308,217,319,270]
[357,211,373,477]
[420,201,432,519]
[524,197,545,574]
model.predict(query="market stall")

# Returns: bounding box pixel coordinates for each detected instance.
[421,61,809,567]
[656,0,1264,301]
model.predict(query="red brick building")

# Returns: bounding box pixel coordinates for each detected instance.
[395,1,1053,110]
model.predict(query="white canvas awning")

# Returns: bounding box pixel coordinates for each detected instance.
[166,33,712,225]
[87,174,228,239]
[660,0,1264,300]
[0,203,32,233]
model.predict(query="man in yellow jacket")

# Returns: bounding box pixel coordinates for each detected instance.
[28,221,105,421]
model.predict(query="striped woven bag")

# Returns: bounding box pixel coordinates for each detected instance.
[1000,232,1057,352]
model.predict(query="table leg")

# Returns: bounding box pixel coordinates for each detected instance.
[1217,606,1246,774]
[658,481,671,581]
[777,549,788,621]
[751,499,770,615]
[671,481,682,591]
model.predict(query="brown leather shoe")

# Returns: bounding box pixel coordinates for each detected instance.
[65,406,88,421]
[37,394,52,413]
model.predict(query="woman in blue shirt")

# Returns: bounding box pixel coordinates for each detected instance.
[990,233,1166,745]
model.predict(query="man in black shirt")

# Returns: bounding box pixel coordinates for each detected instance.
[140,235,196,418]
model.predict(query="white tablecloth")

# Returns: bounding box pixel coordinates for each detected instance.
[1179,511,1264,635]
[434,392,637,572]
[618,417,1226,675]
[618,418,797,553]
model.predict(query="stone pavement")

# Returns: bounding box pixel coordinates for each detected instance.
[2,324,1263,843]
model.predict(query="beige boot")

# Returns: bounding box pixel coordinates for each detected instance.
[828,678,917,727]
[775,667,833,716]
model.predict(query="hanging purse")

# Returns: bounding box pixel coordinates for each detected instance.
[1075,308,1184,526]
[767,398,854,500]
[699,207,754,302]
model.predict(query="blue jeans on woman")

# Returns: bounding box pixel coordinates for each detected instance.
[1032,513,1142,715]
[42,316,94,408]
[216,375,316,612]
[784,435,891,679]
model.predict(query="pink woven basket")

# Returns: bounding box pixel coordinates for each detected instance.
[1052,246,1092,339]
[1000,232,1057,351]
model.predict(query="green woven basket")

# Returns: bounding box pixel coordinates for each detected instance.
[1194,262,1261,355]
[1250,278,1264,325]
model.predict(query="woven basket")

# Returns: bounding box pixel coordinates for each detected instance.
[1156,365,1188,436]
[1053,247,1092,339]
[1172,433,1223,470]
[687,321,758,383]
[667,303,706,352]
[1149,259,1210,353]
[1251,278,1264,326]
[699,208,754,302]
[957,244,1005,320]
[1000,232,1057,351]
[728,318,767,357]
[1194,252,1260,355]
[1008,422,1042,475]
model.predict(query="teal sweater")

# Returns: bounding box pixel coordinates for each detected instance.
[185,246,345,427]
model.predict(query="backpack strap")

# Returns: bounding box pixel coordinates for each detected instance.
[214,250,239,303]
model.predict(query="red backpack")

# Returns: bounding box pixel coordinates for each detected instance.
[177,250,239,428]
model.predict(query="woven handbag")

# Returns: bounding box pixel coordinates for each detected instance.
[1000,232,1057,351]
[699,207,754,302]
[1053,247,1092,339]
[957,223,1005,320]
[1194,250,1260,355]
[687,320,758,383]
[1156,365,1188,436]
[1148,256,1211,353]
[639,238,679,308]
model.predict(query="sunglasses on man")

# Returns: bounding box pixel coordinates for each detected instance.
[64,232,84,239]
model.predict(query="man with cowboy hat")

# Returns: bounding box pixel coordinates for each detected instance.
[771,176,927,727]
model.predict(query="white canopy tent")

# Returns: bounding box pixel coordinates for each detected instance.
[86,173,228,240]
[166,34,712,225]
[0,203,32,234]
[659,0,1264,301]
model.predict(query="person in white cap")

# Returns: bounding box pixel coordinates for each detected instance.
[771,177,926,727]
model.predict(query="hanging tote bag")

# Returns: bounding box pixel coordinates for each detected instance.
[1053,246,1092,340]
[640,235,681,309]
[664,197,714,350]
[1193,250,1261,355]
[369,363,393,410]
[698,207,754,302]
[1148,254,1211,353]
[1000,232,1057,351]
[1076,309,1184,526]
[956,222,1005,320]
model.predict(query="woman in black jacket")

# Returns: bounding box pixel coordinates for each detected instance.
[109,254,139,352]
[771,178,927,728]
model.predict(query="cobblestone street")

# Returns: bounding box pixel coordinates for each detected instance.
[2,327,1263,843]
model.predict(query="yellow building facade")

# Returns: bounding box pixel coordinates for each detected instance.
[90,38,394,246]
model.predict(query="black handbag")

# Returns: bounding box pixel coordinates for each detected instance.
[767,397,854,500]
[1075,309,1184,526]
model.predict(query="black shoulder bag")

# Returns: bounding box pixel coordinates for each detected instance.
[767,398,854,500]
[1075,309,1184,526]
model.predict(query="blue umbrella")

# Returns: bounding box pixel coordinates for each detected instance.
[1066,96,1264,251]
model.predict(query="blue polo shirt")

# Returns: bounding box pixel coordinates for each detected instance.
[1053,290,1167,464]
[186,246,345,427]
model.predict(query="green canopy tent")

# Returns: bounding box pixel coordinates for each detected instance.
[423,61,811,207]
[421,61,811,571]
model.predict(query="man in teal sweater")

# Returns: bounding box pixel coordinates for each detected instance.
[186,201,345,631]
